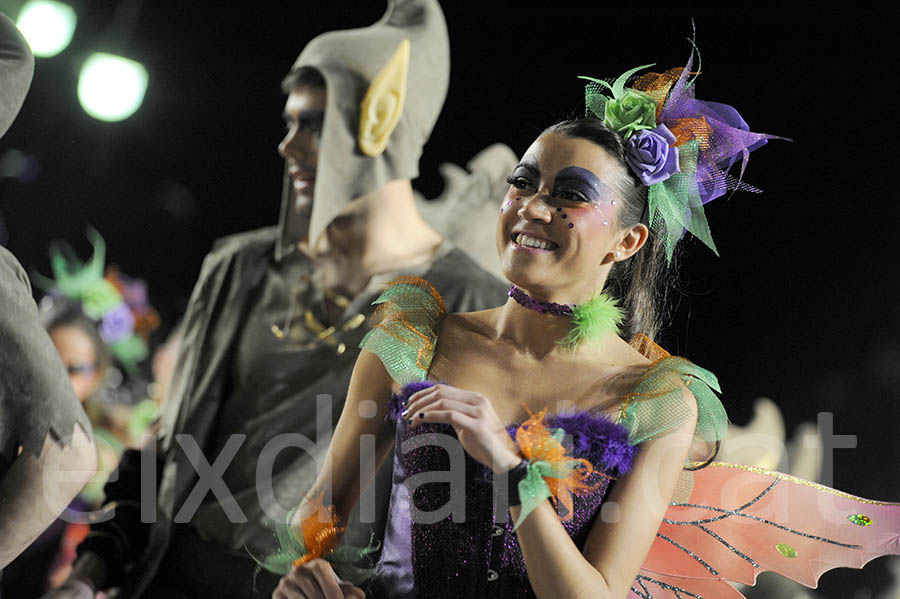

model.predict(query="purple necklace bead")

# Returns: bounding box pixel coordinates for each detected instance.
[508,284,575,316]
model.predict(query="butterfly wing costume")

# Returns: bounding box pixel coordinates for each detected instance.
[265,278,900,597]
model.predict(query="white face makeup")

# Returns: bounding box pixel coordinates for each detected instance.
[496,132,625,303]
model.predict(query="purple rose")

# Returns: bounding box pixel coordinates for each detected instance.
[625,125,680,186]
[99,302,135,343]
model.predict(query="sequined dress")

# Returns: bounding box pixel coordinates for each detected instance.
[360,278,726,599]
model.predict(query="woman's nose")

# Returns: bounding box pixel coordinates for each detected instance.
[517,192,553,223]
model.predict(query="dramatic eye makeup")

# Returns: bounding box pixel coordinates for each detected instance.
[505,161,540,191]
[283,110,325,134]
[551,166,615,205]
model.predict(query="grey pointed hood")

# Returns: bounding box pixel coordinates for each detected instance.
[0,13,34,138]
[277,0,449,258]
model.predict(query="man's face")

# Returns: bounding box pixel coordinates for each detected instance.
[278,85,326,214]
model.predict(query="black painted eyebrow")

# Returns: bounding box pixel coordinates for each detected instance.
[513,162,540,175]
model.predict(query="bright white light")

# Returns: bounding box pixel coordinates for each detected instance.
[77,53,148,122]
[16,0,77,58]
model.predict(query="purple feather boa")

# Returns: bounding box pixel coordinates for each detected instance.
[390,381,637,477]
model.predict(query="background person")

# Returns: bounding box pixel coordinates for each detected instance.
[49,2,507,598]
[0,10,97,583]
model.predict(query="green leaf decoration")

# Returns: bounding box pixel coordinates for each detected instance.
[775,543,798,558]
[50,227,107,299]
[647,141,718,261]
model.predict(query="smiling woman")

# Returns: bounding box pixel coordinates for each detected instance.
[269,46,900,599]
[497,126,651,336]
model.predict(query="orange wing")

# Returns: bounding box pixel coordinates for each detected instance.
[629,462,900,598]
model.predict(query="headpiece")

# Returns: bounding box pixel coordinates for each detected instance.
[278,0,450,256]
[35,228,160,372]
[580,40,784,259]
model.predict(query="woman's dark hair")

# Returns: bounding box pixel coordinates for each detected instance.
[41,299,111,373]
[544,117,680,341]
[281,65,326,94]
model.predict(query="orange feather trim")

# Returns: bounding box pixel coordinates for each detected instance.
[514,407,609,520]
[292,491,344,567]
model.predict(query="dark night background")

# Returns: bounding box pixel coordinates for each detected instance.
[1,3,898,596]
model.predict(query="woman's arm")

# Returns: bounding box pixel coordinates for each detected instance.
[273,349,397,598]
[514,389,697,599]
[294,348,397,532]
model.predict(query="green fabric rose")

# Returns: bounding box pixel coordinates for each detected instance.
[579,64,658,139]
[81,279,123,319]
[604,89,656,139]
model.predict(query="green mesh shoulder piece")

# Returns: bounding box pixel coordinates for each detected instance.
[359,276,448,385]
[620,356,727,447]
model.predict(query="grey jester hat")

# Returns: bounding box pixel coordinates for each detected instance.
[278,0,449,257]
[0,12,34,138]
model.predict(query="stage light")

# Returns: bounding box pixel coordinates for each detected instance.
[77,52,148,122]
[16,0,77,58]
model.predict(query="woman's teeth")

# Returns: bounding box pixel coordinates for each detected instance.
[515,234,558,251]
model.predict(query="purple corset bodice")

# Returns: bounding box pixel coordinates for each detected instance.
[366,382,637,599]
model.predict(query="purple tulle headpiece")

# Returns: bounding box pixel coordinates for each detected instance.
[579,38,786,259]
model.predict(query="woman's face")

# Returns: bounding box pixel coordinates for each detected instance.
[496,132,627,303]
[49,325,102,404]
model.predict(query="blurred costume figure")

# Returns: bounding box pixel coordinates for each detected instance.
[0,9,96,586]
[4,231,161,597]
[60,2,506,598]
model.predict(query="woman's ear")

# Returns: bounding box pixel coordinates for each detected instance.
[358,39,410,157]
[617,223,649,260]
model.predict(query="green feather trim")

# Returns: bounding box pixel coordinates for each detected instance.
[558,293,623,351]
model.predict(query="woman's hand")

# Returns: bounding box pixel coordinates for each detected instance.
[272,559,365,599]
[404,383,521,473]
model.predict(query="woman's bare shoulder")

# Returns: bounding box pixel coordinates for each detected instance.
[439,308,501,341]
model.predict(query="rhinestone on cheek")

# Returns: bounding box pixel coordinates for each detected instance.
[568,223,574,229]
[602,220,609,226]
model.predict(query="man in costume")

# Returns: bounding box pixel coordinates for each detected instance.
[0,10,97,580]
[52,2,507,597]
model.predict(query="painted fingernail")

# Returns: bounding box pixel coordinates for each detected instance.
[418,413,425,419]
[401,408,410,418]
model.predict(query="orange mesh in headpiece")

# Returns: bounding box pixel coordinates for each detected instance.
[668,117,713,150]
[632,67,711,149]
[633,67,685,119]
